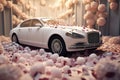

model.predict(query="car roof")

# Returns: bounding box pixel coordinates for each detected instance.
[30,17,53,20]
[22,17,54,22]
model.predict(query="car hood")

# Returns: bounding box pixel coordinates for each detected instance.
[54,25,99,33]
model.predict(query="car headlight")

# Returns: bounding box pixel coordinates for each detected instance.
[66,32,85,38]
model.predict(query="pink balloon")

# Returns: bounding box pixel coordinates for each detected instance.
[97,17,106,26]
[84,11,94,20]
[91,1,98,9]
[86,18,95,26]
[98,4,106,12]
[85,4,91,11]
[0,3,4,12]
[110,2,118,10]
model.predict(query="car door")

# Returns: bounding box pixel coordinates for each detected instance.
[28,19,44,47]
[18,19,32,44]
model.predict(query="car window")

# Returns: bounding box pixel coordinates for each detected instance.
[31,19,42,27]
[42,19,67,26]
[20,20,32,27]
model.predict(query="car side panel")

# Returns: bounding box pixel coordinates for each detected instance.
[26,27,44,47]
[40,27,67,49]
[17,27,29,43]
[10,26,28,44]
[39,27,87,51]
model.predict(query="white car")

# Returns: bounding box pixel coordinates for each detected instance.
[10,18,102,55]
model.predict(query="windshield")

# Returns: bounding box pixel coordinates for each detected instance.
[41,18,68,26]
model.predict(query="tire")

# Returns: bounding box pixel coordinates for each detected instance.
[12,34,19,43]
[49,36,66,56]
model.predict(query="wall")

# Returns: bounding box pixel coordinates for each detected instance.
[24,0,84,26]
[108,0,120,36]
[0,8,12,36]
[0,11,4,35]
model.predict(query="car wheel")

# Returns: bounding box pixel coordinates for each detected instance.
[12,34,19,43]
[50,36,66,55]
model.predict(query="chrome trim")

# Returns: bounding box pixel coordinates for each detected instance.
[69,43,101,49]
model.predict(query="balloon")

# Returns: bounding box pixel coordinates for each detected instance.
[40,0,46,6]
[6,1,13,8]
[72,0,79,4]
[87,25,93,28]
[85,4,91,11]
[0,3,4,12]
[98,4,106,12]
[83,11,94,20]
[0,0,7,6]
[86,18,95,26]
[97,17,106,26]
[97,12,108,18]
[65,0,73,9]
[82,0,93,4]
[91,1,98,9]
[110,2,118,10]
[86,0,93,3]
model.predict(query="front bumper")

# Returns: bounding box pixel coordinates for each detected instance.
[67,42,101,51]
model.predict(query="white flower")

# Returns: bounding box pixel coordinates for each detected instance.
[94,58,120,80]
[50,54,59,62]
[51,67,62,78]
[0,64,23,80]
[30,62,45,77]
[30,50,38,57]
[39,49,45,55]
[45,59,54,66]
[0,55,9,64]
[75,57,86,65]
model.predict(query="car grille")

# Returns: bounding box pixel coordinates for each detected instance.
[87,32,100,43]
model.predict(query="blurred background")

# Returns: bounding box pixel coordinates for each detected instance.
[0,0,120,36]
